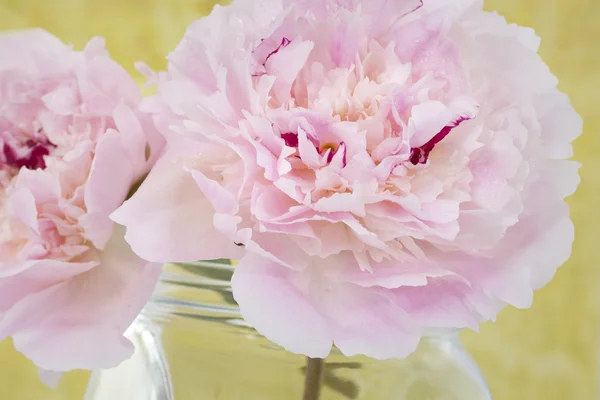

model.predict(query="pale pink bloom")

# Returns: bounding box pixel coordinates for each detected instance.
[0,29,164,372]
[115,0,581,359]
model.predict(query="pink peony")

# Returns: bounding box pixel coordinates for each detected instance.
[0,29,164,372]
[114,0,581,359]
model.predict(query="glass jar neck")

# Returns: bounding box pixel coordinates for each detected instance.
[145,260,243,323]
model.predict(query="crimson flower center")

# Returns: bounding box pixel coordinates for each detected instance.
[1,130,55,171]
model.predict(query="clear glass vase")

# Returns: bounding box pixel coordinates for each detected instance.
[84,261,493,400]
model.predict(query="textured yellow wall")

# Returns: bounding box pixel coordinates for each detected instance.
[0,1,597,399]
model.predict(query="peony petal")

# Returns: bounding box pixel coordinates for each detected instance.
[313,192,366,217]
[82,129,134,249]
[112,158,245,263]
[188,169,239,215]
[503,200,575,293]
[79,43,142,110]
[297,127,323,169]
[0,258,99,312]
[232,253,333,358]
[13,168,61,205]
[535,90,582,159]
[111,105,158,174]
[538,160,581,199]
[0,29,69,72]
[386,279,481,330]
[341,262,460,289]
[267,40,315,103]
[0,227,162,371]
[328,283,421,360]
[246,231,311,270]
[7,187,39,234]
[250,182,298,221]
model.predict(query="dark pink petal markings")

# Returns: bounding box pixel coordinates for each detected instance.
[387,0,424,33]
[327,141,347,167]
[2,135,55,170]
[281,132,299,148]
[251,37,292,77]
[409,0,424,16]
[281,131,347,168]
[409,116,470,165]
[281,128,319,149]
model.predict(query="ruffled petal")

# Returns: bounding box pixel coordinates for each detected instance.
[0,228,162,371]
[232,253,333,358]
[112,157,244,263]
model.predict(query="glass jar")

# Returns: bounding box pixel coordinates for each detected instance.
[84,261,493,400]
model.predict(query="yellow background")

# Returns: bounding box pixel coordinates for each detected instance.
[0,0,597,399]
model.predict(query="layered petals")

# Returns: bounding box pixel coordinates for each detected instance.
[232,253,423,360]
[0,30,164,373]
[0,228,162,371]
[112,154,244,263]
[116,0,581,359]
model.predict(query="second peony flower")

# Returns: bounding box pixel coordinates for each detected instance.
[0,29,164,373]
[114,0,582,359]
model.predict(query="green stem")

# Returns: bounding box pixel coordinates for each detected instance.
[302,357,324,400]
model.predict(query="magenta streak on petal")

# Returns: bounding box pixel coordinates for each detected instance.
[325,149,333,164]
[410,0,424,15]
[387,0,424,32]
[252,37,292,77]
[281,132,299,148]
[266,38,291,62]
[305,132,321,149]
[282,130,347,168]
[282,128,320,150]
[409,116,470,165]
[327,142,347,167]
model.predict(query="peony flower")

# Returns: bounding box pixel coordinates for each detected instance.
[0,29,164,372]
[114,0,582,359]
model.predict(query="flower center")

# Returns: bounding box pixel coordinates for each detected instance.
[281,130,347,167]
